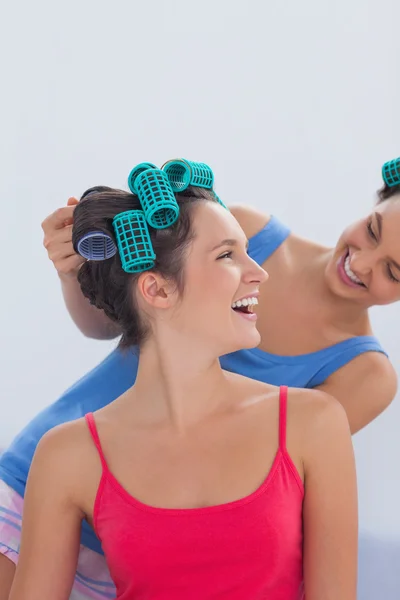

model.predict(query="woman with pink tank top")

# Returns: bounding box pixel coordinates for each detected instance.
[9,167,357,599]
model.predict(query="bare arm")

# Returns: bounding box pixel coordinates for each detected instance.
[9,429,83,600]
[302,392,358,600]
[42,199,121,340]
[316,352,397,434]
[0,555,15,600]
[229,205,270,238]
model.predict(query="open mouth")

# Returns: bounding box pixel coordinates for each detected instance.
[231,296,258,316]
[339,252,366,288]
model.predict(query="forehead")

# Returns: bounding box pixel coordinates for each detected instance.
[375,199,400,230]
[375,200,400,255]
[191,202,247,247]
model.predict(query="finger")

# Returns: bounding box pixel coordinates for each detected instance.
[67,197,79,207]
[43,226,74,249]
[47,242,77,262]
[55,254,86,276]
[41,206,76,232]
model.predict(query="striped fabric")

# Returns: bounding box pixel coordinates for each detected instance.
[0,480,116,599]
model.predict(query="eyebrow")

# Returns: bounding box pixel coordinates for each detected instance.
[375,212,383,238]
[375,212,400,271]
[211,238,249,251]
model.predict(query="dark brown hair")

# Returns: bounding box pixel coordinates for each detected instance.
[72,185,216,348]
[377,182,400,203]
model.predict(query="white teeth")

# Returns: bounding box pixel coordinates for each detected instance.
[231,297,259,309]
[344,255,363,286]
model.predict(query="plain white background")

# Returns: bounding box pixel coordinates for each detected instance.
[0,0,399,589]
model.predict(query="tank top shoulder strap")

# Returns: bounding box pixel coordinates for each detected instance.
[306,336,388,388]
[278,385,288,452]
[248,215,291,266]
[85,412,108,471]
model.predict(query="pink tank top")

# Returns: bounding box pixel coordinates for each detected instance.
[85,386,304,599]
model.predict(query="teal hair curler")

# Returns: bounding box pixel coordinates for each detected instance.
[135,168,179,229]
[382,157,400,187]
[127,162,157,195]
[162,159,214,192]
[112,210,156,273]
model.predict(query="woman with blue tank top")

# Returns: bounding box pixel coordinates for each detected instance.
[0,156,399,599]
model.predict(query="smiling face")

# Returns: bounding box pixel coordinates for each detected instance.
[325,197,400,307]
[165,201,269,356]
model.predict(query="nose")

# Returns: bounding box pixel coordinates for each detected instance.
[244,256,269,284]
[350,250,374,275]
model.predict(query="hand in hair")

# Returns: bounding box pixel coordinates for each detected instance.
[42,196,121,340]
[42,197,85,278]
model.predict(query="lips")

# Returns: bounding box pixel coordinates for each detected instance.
[232,309,258,322]
[337,251,366,289]
[231,297,258,314]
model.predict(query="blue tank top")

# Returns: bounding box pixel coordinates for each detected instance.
[0,216,386,555]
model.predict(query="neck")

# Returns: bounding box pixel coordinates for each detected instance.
[131,331,229,432]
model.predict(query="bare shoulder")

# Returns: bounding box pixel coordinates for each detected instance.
[35,417,93,463]
[224,371,349,433]
[31,418,99,506]
[287,387,351,451]
[224,371,276,402]
[355,351,396,387]
[326,349,397,390]
[229,205,271,239]
[288,386,345,414]
[317,350,397,432]
[350,351,398,403]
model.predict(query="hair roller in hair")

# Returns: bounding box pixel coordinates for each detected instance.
[76,231,117,261]
[162,159,214,192]
[382,157,400,187]
[135,168,179,229]
[113,210,156,273]
[127,163,158,194]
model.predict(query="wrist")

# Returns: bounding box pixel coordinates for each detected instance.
[58,271,80,286]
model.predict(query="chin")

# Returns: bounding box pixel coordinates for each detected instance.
[232,330,261,353]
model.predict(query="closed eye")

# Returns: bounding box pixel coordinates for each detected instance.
[366,216,400,283]
[387,265,400,284]
[367,221,377,241]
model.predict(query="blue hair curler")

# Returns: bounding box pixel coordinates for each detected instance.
[135,168,179,229]
[113,210,156,273]
[127,162,157,195]
[162,159,214,192]
[76,231,117,261]
[382,157,400,187]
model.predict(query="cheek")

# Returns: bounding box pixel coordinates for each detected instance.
[182,262,242,314]
[371,277,400,303]
[180,270,222,314]
[215,268,242,303]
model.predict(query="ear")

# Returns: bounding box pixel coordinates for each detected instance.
[136,272,176,309]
